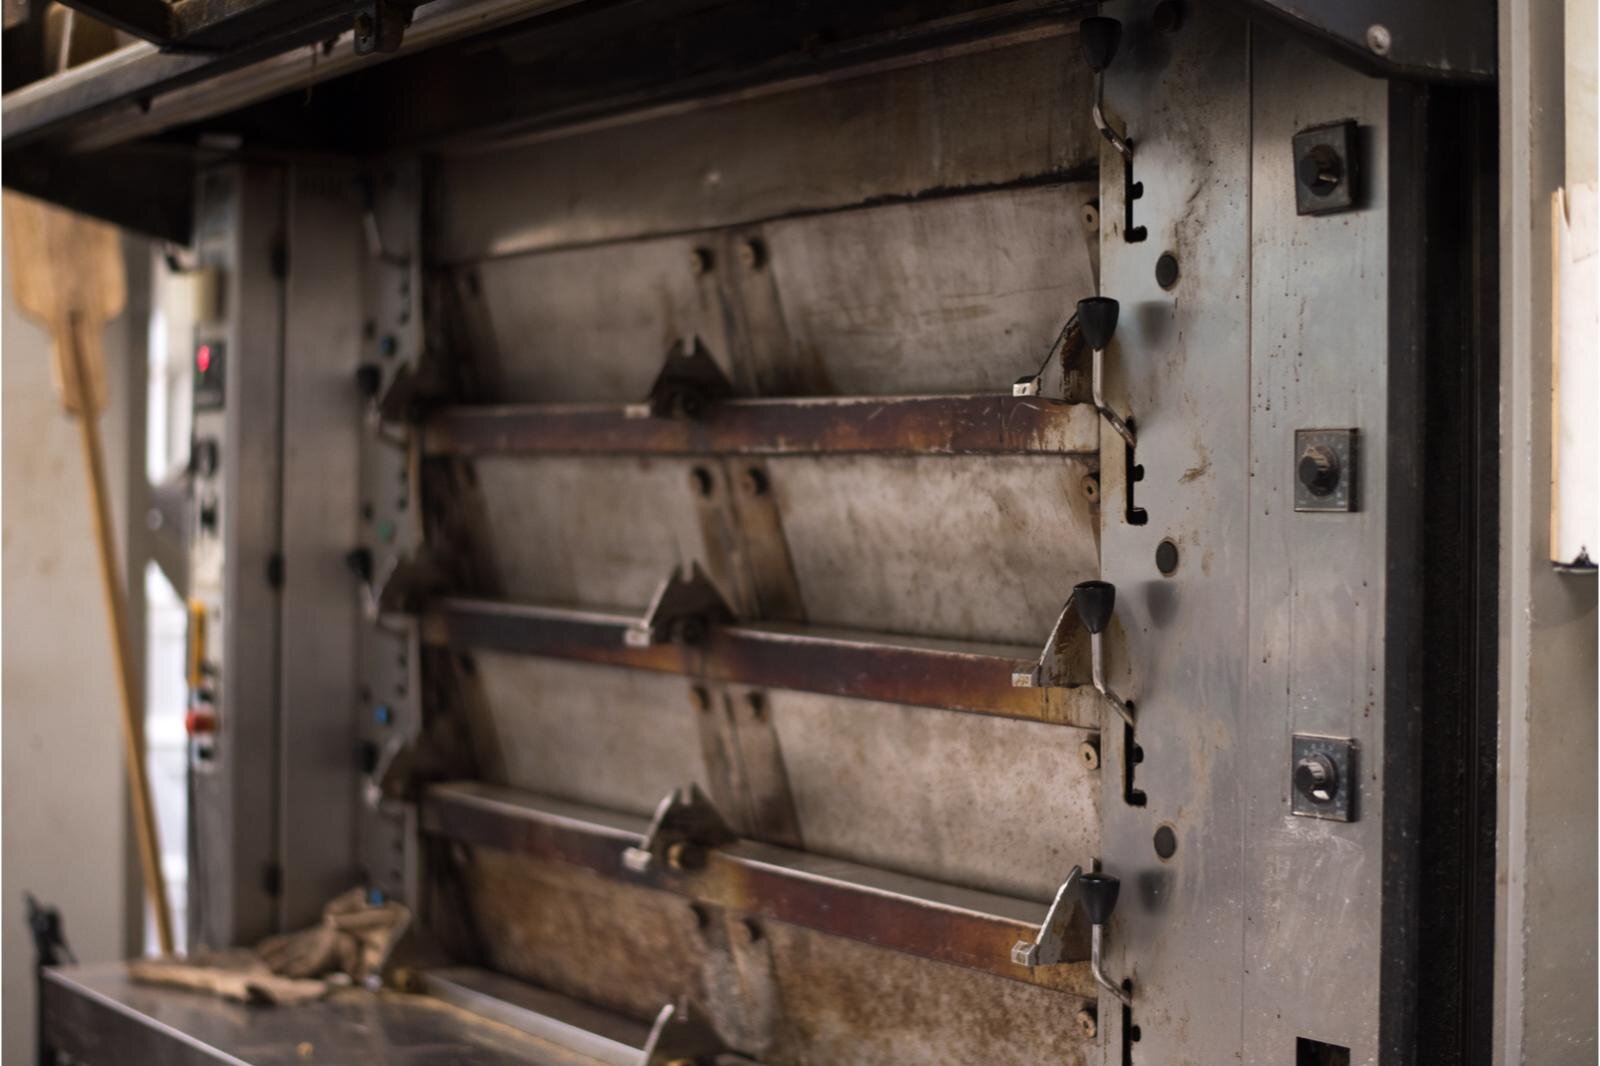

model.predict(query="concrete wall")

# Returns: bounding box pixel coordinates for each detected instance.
[2,229,146,1063]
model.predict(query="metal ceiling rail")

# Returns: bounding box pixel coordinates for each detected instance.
[421,394,1099,458]
[421,781,1095,993]
[2,0,579,149]
[420,597,1099,727]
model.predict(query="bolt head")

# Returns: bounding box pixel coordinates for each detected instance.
[1011,940,1040,967]
[740,466,769,496]
[1079,740,1101,770]
[738,238,766,270]
[1075,1008,1098,1038]
[1365,23,1392,55]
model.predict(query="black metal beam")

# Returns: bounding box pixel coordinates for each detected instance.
[422,394,1098,458]
[422,597,1097,728]
[422,781,1094,992]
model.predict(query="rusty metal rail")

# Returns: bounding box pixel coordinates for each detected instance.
[422,781,1093,993]
[421,597,1097,727]
[420,394,1097,458]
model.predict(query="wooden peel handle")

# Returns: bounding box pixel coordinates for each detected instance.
[64,313,175,957]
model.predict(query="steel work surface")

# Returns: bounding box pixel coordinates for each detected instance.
[40,962,580,1065]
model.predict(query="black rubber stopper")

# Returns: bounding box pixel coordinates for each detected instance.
[344,547,374,583]
[1079,872,1121,925]
[1079,17,1122,73]
[1076,296,1120,351]
[1072,580,1117,635]
[355,363,383,399]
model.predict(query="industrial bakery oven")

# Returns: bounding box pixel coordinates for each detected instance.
[6,0,1528,1062]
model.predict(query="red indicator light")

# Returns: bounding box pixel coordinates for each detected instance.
[196,345,212,374]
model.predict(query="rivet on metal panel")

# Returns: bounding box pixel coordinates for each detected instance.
[1153,824,1177,860]
[1364,23,1392,55]
[689,466,715,497]
[1155,252,1179,290]
[739,467,768,497]
[1155,538,1180,575]
[737,238,766,271]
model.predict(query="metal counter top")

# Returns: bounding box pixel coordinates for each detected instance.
[40,961,596,1065]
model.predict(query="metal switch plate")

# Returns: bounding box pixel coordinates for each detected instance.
[1294,428,1358,512]
[1292,120,1360,216]
[1291,735,1357,822]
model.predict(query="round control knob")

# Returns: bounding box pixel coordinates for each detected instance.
[1296,144,1344,197]
[1297,445,1341,497]
[1293,753,1339,804]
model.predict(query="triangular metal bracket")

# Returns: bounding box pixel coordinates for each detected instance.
[623,784,737,875]
[1011,865,1084,968]
[637,1001,731,1066]
[625,337,735,421]
[371,551,449,619]
[375,359,445,426]
[1011,589,1093,689]
[626,562,735,648]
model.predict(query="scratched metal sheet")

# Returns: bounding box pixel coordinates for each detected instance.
[463,848,1095,1066]
[452,180,1097,403]
[469,454,704,608]
[469,451,1097,643]
[452,234,735,404]
[433,32,1096,263]
[464,651,705,818]
[769,692,1099,901]
[768,454,1099,643]
[760,182,1100,395]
